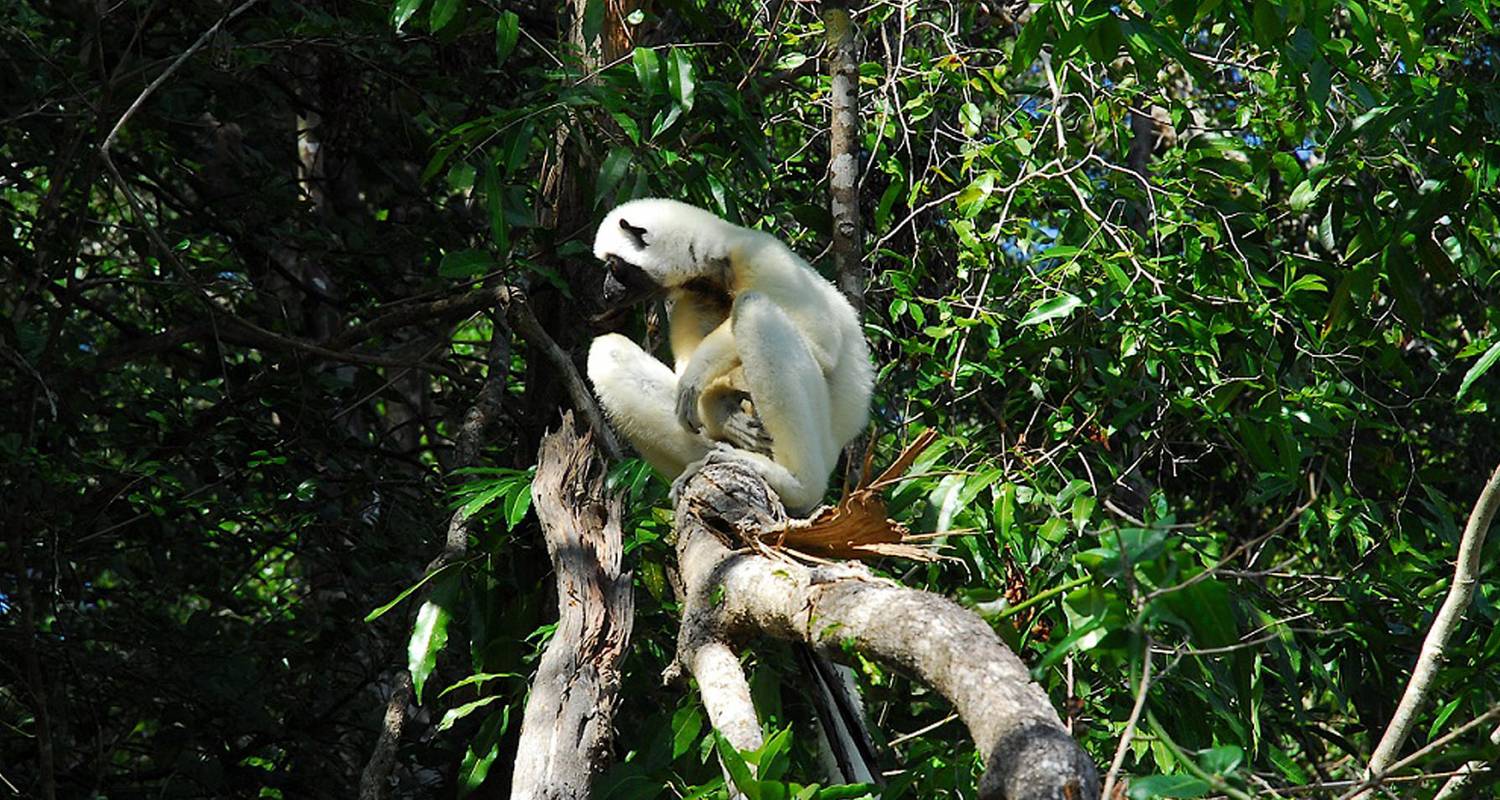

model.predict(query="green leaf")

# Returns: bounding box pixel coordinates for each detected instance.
[650,105,683,139]
[1161,576,1237,648]
[1268,745,1310,783]
[458,711,508,797]
[581,0,605,49]
[501,120,533,176]
[671,706,704,759]
[714,732,760,799]
[391,0,423,31]
[439,671,522,698]
[932,474,966,533]
[633,47,661,96]
[503,482,532,530]
[1020,293,1083,326]
[1010,4,1053,75]
[429,0,458,32]
[960,102,982,136]
[495,11,520,65]
[409,573,459,704]
[595,147,634,208]
[458,480,512,517]
[439,249,495,279]
[610,110,640,144]
[1199,745,1244,775]
[1458,339,1500,400]
[667,49,696,111]
[1251,0,1282,44]
[1318,204,1336,252]
[483,159,509,254]
[1128,774,1210,798]
[365,563,457,622]
[437,694,506,731]
[1288,179,1320,211]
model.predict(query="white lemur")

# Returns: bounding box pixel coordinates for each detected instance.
[586,198,873,513]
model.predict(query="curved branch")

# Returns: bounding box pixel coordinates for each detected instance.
[672,454,1099,800]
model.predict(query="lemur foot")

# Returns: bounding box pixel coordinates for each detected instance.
[670,442,743,506]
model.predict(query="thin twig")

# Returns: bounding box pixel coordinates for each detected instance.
[1342,703,1500,800]
[502,287,624,461]
[100,0,263,156]
[1102,639,1154,799]
[1431,721,1500,799]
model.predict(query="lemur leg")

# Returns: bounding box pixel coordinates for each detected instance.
[587,334,709,478]
[729,291,838,512]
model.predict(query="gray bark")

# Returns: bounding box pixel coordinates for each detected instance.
[672,453,1099,800]
[510,413,635,799]
[823,3,865,317]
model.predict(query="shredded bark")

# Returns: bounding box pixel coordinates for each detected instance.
[510,413,635,799]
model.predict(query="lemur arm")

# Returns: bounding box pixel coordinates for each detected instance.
[675,318,739,433]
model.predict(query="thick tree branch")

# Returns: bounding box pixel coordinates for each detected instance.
[672,453,1099,800]
[1366,464,1500,778]
[511,413,634,798]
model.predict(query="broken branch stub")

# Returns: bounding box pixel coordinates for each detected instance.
[511,413,634,800]
[672,455,1099,800]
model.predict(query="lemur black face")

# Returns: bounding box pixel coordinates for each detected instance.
[601,254,660,307]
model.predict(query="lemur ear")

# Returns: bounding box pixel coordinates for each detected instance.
[619,218,649,249]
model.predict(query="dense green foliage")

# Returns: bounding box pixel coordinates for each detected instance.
[3,0,1499,798]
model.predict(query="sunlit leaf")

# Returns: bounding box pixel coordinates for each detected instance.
[409,574,459,704]
[1019,293,1083,326]
[667,49,696,111]
[391,0,423,31]
[1458,339,1500,400]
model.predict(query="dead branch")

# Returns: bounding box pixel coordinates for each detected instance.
[510,412,634,798]
[671,452,1099,800]
[501,286,625,462]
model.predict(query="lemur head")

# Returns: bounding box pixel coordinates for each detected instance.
[593,198,734,306]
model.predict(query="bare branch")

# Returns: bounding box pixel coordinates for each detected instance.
[502,286,625,462]
[823,2,865,316]
[1346,703,1500,800]
[1101,641,1153,799]
[1432,721,1500,799]
[1366,464,1500,778]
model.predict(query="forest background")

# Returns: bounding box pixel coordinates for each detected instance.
[3,0,1500,797]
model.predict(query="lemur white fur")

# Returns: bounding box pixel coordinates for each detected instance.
[586,198,873,512]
